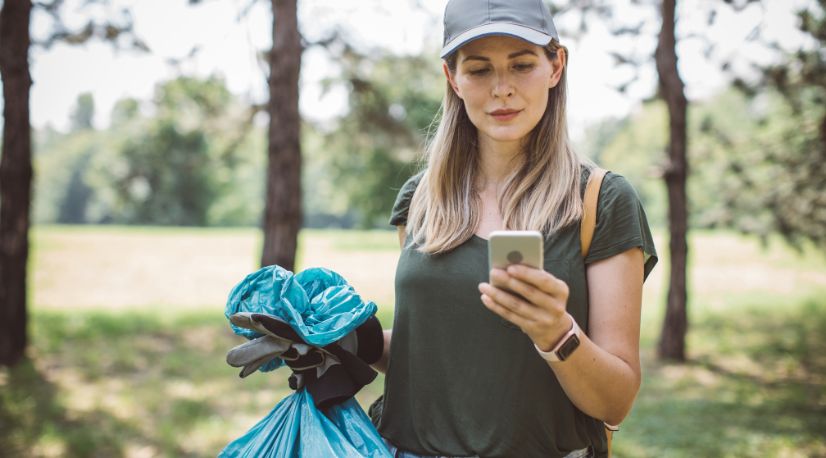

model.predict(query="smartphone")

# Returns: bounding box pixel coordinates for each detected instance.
[487,230,544,271]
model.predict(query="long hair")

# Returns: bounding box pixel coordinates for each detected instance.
[406,40,594,254]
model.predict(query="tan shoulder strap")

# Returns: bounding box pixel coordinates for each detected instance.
[580,168,608,258]
[581,167,614,455]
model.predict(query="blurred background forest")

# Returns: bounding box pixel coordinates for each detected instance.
[1,0,825,456]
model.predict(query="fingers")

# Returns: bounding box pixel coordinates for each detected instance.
[503,264,569,300]
[489,269,546,306]
[479,265,569,326]
[479,287,530,329]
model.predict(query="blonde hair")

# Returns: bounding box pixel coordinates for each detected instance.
[407,40,594,254]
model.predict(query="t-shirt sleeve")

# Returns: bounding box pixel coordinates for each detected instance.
[584,173,658,281]
[389,172,424,227]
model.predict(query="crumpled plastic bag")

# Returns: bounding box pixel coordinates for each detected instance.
[220,265,391,458]
[225,265,378,372]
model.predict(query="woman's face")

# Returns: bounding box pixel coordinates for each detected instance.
[445,35,565,146]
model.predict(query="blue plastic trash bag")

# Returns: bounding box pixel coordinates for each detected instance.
[220,265,391,458]
[226,266,378,346]
[219,390,391,458]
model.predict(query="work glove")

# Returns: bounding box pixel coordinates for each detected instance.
[226,312,336,378]
[226,334,292,378]
[226,312,385,409]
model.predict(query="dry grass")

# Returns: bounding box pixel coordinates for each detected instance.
[30,226,400,311]
[31,226,826,317]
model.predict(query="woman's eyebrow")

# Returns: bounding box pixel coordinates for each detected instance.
[507,49,538,59]
[461,49,538,63]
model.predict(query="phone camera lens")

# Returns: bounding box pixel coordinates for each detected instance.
[507,250,523,264]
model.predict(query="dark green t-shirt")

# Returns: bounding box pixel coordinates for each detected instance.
[376,169,657,458]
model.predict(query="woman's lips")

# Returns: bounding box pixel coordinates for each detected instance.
[489,109,521,121]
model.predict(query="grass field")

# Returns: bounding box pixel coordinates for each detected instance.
[2,225,825,457]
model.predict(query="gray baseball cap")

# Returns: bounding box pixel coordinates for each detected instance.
[440,0,560,59]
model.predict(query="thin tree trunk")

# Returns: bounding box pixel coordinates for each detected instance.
[655,0,689,361]
[0,0,33,367]
[261,0,302,271]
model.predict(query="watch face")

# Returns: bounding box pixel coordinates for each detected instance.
[556,334,581,361]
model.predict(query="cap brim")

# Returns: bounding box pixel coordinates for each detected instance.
[440,23,554,59]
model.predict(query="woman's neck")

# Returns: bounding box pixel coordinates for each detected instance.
[476,134,523,190]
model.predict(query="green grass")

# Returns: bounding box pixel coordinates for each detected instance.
[620,293,826,457]
[1,308,392,457]
[3,296,823,457]
[318,229,401,252]
[4,225,825,457]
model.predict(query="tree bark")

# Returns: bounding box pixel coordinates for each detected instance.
[655,0,689,361]
[0,0,33,367]
[261,0,302,271]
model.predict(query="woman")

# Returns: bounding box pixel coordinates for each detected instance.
[370,0,658,457]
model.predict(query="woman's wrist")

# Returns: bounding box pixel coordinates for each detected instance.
[535,313,575,352]
[534,315,583,362]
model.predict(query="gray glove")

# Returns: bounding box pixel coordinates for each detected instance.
[229,312,289,338]
[226,312,346,380]
[226,334,292,378]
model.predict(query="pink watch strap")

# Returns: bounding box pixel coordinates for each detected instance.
[534,315,582,362]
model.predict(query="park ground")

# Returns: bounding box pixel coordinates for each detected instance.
[1,226,825,457]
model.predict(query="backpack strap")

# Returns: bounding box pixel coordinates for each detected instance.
[580,167,616,456]
[580,168,608,258]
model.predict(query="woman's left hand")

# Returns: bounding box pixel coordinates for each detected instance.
[479,264,572,351]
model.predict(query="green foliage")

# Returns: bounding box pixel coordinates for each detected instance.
[318,50,444,227]
[705,87,826,250]
[33,129,99,224]
[587,82,825,250]
[584,103,668,228]
[206,125,265,227]
[153,75,233,130]
[109,97,140,127]
[33,75,263,227]
[89,122,215,225]
[69,92,94,132]
[725,0,826,251]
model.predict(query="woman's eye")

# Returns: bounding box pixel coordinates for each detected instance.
[513,63,535,72]
[469,68,490,76]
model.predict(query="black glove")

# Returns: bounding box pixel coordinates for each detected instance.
[354,315,384,366]
[248,313,384,409]
[227,312,385,409]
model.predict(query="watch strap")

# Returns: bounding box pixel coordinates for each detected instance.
[534,315,582,362]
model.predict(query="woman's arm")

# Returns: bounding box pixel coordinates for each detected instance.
[371,330,393,374]
[479,247,644,426]
[370,225,406,374]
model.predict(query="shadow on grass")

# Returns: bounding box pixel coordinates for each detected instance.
[618,296,826,457]
[1,310,253,456]
[3,308,388,456]
[0,358,186,457]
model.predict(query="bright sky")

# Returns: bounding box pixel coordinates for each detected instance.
[24,0,814,139]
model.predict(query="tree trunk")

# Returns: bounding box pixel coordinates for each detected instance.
[261,0,302,271]
[0,0,33,367]
[655,0,689,362]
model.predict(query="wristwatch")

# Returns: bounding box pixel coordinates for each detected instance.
[534,315,582,362]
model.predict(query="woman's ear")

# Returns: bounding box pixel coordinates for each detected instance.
[443,62,462,99]
[548,48,567,89]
